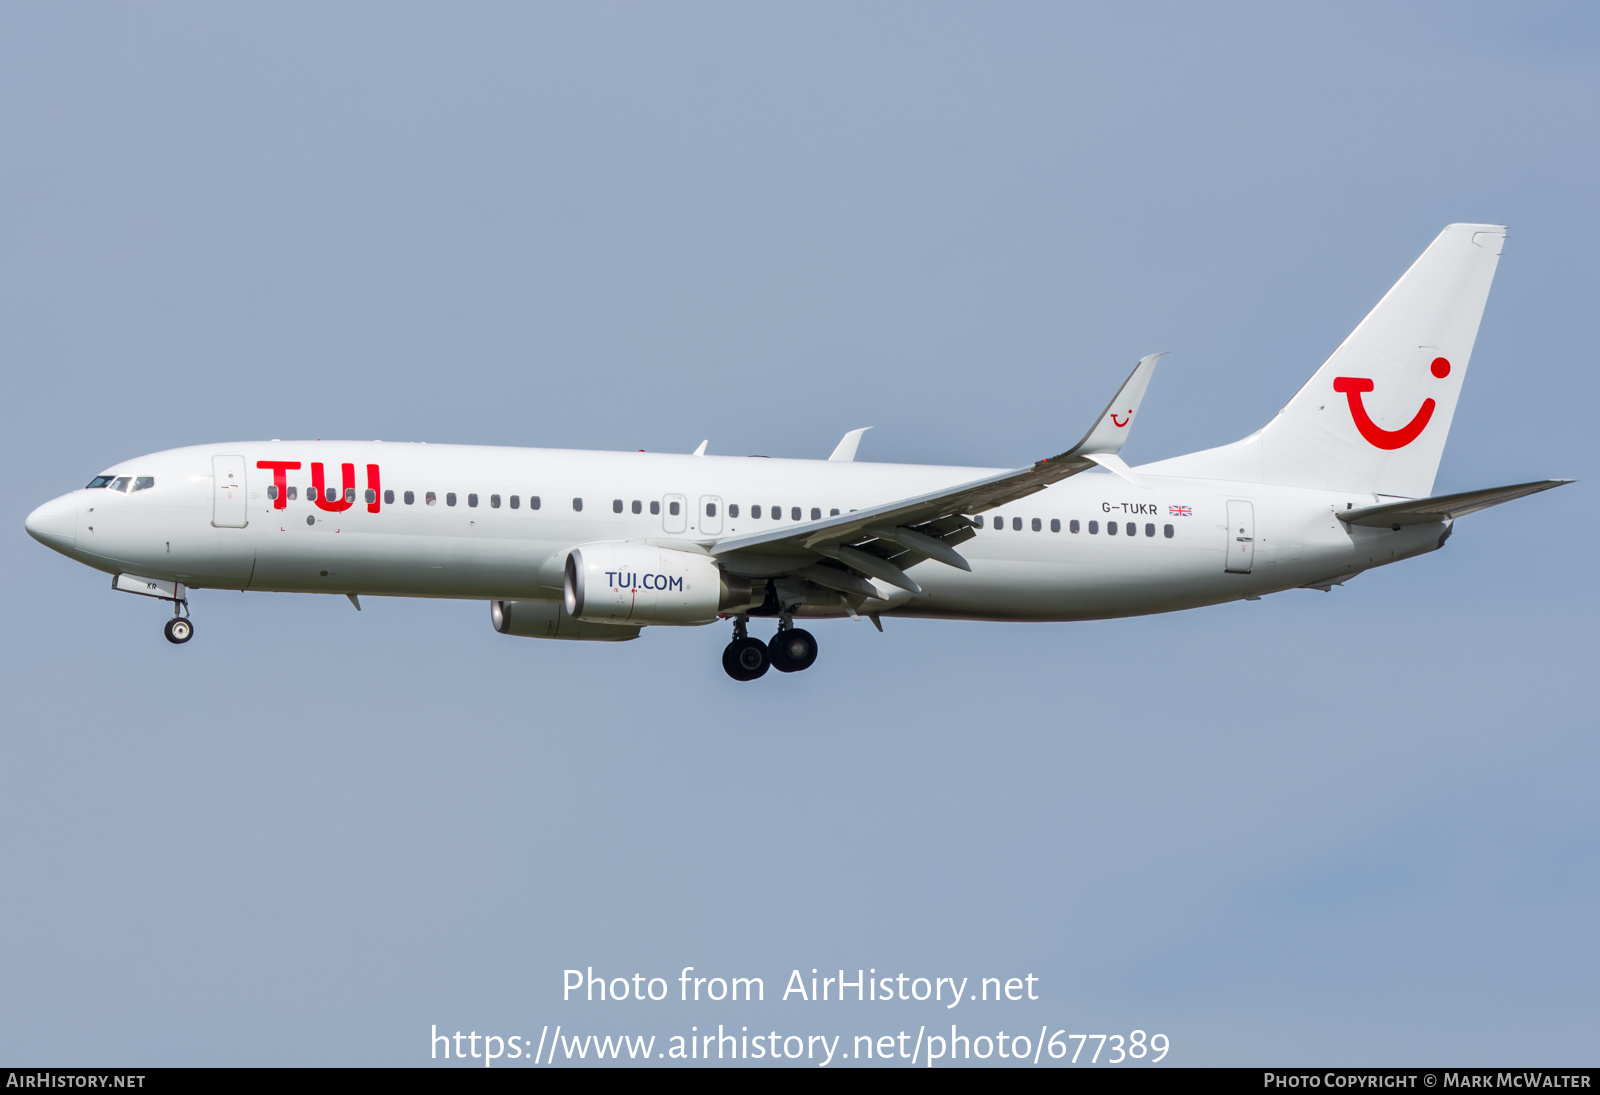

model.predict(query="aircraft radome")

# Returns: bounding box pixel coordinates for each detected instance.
[25,224,1570,680]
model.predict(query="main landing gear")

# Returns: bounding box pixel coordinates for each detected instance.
[722,615,818,681]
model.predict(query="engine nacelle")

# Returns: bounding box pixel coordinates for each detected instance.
[490,599,640,642]
[564,543,733,625]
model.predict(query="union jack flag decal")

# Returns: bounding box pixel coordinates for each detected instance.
[1169,505,1192,517]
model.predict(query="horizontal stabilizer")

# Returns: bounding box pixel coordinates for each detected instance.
[1338,479,1572,528]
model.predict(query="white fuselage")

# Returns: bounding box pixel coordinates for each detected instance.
[29,441,1445,623]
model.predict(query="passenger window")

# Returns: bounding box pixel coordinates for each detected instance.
[1126,522,1136,537]
[993,516,1003,530]
[1145,523,1154,537]
[467,493,478,508]
[490,495,501,509]
[670,501,681,516]
[530,496,541,510]
[326,487,338,502]
[365,489,377,504]
[752,505,762,519]
[1164,524,1174,538]
[791,507,801,521]
[706,502,717,517]
[830,508,840,516]
[729,504,740,518]
[267,485,278,500]
[344,487,357,503]
[1088,520,1099,534]
[811,507,821,520]
[1031,517,1041,532]
[447,492,457,507]
[613,499,623,513]
[1050,518,1060,533]
[772,506,781,520]
[510,495,520,509]
[425,491,437,505]
[288,485,298,501]
[384,489,395,504]
[1013,517,1022,531]
[1070,519,1079,533]
[649,501,659,515]
[86,476,114,489]
[1108,521,1118,536]
[132,477,154,492]
[573,497,583,512]
[404,491,415,505]
[631,500,641,514]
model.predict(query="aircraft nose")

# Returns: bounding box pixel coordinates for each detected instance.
[25,493,77,554]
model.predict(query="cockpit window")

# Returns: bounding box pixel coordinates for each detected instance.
[110,477,131,492]
[132,477,155,492]
[86,475,114,489]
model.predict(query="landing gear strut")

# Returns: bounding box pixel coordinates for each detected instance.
[722,615,769,681]
[163,595,193,645]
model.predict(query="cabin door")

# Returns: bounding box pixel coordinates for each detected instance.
[1224,500,1254,573]
[212,455,248,528]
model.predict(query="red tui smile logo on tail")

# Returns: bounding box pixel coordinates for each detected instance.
[1333,357,1451,450]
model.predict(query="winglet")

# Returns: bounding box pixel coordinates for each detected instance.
[829,427,872,462]
[692,440,708,456]
[1065,353,1164,456]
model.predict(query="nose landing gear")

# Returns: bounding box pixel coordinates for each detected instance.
[163,593,193,645]
[110,575,194,644]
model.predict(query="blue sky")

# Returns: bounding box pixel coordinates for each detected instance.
[2,2,1595,1066]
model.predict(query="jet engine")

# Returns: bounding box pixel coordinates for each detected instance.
[491,599,641,641]
[564,543,744,625]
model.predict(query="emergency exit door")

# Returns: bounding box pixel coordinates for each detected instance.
[699,495,723,536]
[1225,500,1254,573]
[212,455,248,528]
[661,494,688,534]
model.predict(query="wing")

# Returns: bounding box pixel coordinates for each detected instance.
[1337,479,1573,528]
[711,354,1164,594]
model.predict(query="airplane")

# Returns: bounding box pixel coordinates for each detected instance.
[24,223,1570,681]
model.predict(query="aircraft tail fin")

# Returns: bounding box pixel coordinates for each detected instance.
[1144,224,1505,498]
